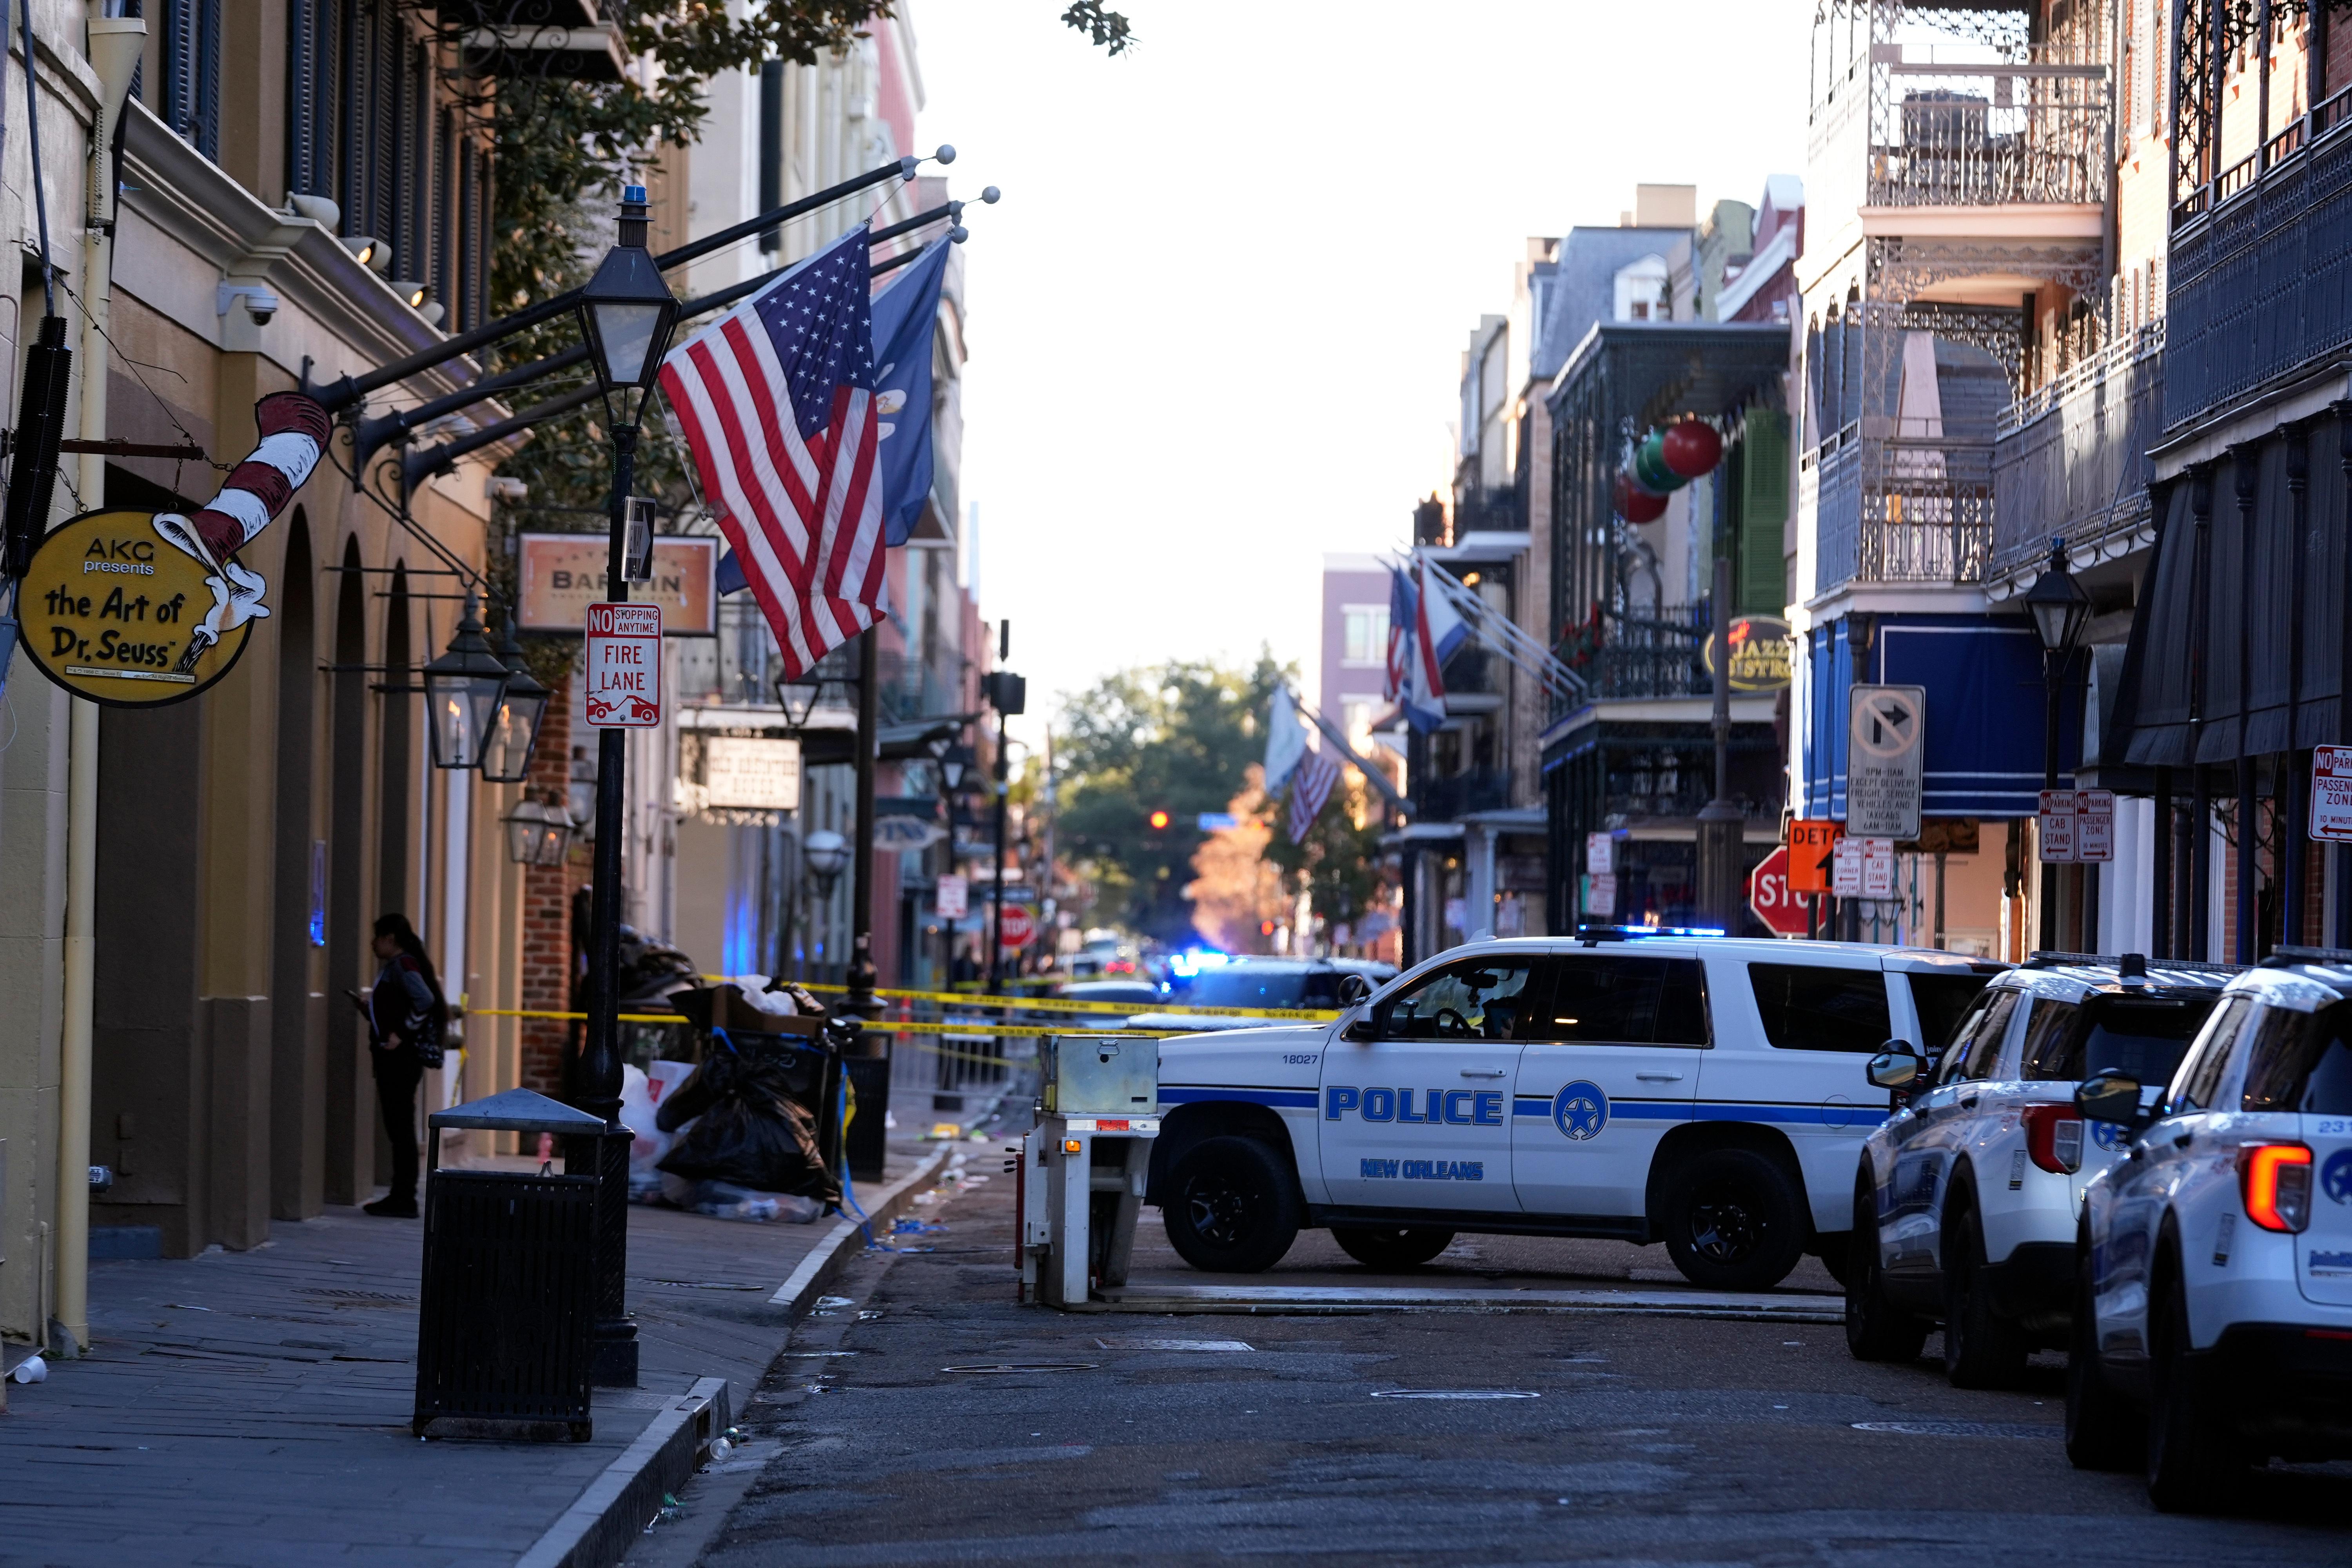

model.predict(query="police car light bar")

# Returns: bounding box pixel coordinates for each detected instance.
[1574,923,1727,941]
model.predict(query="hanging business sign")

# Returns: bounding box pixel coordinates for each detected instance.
[1847,684,1925,840]
[1700,614,1793,692]
[701,735,800,810]
[516,533,717,635]
[874,814,947,850]
[12,510,255,706]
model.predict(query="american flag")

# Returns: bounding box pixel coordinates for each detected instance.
[659,227,885,676]
[1286,750,1342,844]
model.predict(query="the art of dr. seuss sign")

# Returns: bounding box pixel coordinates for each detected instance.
[12,392,329,706]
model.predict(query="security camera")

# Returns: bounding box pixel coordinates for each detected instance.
[218,282,280,327]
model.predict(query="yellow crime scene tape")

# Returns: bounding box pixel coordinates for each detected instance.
[785,980,1340,1022]
[466,1006,1184,1039]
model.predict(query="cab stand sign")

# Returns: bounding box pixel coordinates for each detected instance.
[15,510,252,705]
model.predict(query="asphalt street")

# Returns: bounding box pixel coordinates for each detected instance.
[632,1157,2352,1567]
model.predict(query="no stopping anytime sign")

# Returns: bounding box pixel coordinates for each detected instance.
[585,602,662,727]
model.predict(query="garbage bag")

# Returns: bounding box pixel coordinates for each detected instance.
[655,1039,838,1204]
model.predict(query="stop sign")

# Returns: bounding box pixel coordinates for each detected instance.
[1748,846,1809,938]
[995,902,1038,949]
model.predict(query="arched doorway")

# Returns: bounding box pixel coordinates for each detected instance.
[269,511,321,1218]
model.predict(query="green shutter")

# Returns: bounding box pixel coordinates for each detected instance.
[1738,410,1789,614]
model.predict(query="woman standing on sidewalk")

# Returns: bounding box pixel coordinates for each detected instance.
[356,913,446,1218]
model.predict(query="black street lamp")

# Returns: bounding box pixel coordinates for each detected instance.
[939,744,971,792]
[2022,538,2092,949]
[775,669,824,730]
[421,593,511,771]
[480,623,553,786]
[573,182,681,1390]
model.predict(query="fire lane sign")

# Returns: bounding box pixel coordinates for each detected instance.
[585,602,662,727]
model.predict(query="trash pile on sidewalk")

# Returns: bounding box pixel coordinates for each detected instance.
[619,980,856,1225]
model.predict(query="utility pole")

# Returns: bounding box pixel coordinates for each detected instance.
[1695,555,1744,931]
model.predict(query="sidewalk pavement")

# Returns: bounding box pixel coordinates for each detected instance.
[0,1138,975,1568]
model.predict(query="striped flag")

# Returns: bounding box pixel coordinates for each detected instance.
[658,227,885,677]
[1286,750,1342,844]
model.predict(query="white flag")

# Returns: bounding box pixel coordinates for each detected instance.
[1264,685,1308,793]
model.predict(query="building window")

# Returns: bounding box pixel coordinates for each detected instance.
[1341,605,1389,666]
[158,0,221,159]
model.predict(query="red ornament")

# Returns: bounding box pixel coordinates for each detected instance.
[1661,419,1723,478]
[1615,471,1668,523]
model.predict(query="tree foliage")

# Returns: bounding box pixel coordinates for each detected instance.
[1055,654,1286,944]
[1261,777,1385,932]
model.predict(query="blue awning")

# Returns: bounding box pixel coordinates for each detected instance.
[1804,614,2071,820]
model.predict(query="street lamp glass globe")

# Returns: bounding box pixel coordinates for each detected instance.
[421,594,511,770]
[479,626,552,784]
[2022,541,2093,656]
[775,670,823,730]
[575,185,681,429]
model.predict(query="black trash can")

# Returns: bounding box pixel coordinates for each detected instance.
[842,1049,891,1185]
[412,1087,611,1441]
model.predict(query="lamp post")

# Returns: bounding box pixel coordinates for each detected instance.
[2022,538,2092,951]
[1694,555,1743,933]
[980,627,1024,993]
[572,182,681,1389]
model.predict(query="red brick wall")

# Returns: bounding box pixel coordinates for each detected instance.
[519,690,580,1094]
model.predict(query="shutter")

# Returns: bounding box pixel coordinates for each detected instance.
[1739,410,1790,613]
[198,0,220,158]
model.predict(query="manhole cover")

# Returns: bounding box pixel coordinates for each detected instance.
[941,1362,1098,1374]
[1371,1389,1539,1400]
[1850,1420,2060,1439]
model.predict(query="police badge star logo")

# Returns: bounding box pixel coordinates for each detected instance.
[2322,1148,2352,1205]
[1553,1080,1608,1141]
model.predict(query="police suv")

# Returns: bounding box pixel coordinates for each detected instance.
[2066,949,2352,1512]
[1144,929,1999,1289]
[1844,954,2231,1387]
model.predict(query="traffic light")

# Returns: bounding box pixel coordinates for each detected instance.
[1147,809,1171,831]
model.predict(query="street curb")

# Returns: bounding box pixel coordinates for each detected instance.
[515,1376,729,1568]
[768,1146,955,1310]
[516,1151,954,1568]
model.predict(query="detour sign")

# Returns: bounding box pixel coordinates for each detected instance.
[14,509,250,706]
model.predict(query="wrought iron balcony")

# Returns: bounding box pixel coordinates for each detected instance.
[1991,319,2163,579]
[1417,768,1512,821]
[2167,83,2352,430]
[1808,427,1994,595]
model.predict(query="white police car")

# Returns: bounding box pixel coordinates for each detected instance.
[1144,927,2000,1289]
[2065,948,2352,1512]
[1843,954,2231,1387]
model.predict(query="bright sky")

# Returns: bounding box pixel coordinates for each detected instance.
[914,0,1811,748]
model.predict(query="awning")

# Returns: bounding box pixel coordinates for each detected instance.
[1804,615,2066,819]
[2111,436,2348,767]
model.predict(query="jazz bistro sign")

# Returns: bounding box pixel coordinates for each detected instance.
[1699,614,1792,693]
[515,532,717,635]
[15,509,249,705]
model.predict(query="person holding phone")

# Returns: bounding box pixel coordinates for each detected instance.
[348,913,446,1218]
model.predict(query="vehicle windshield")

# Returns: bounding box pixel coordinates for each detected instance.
[2241,1000,2352,1113]
[1181,967,1319,1009]
[2020,994,2216,1083]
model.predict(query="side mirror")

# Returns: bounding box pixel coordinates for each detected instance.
[2075,1071,2146,1127]
[1866,1040,1924,1092]
[1336,973,1373,1007]
[1340,1016,1377,1043]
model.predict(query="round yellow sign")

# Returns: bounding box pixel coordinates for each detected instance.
[13,508,255,706]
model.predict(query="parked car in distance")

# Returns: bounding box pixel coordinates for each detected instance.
[1845,953,2234,1388]
[1055,979,1165,1029]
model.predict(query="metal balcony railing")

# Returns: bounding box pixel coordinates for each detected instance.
[1864,65,2108,208]
[2168,81,2352,428]
[1417,769,1512,821]
[1595,605,1711,701]
[1991,320,2164,578]
[1811,430,1994,593]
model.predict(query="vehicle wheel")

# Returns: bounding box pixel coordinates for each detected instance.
[2064,1240,2141,1472]
[1846,1173,1928,1363]
[1160,1136,1302,1275]
[1332,1226,1456,1270]
[2145,1262,2246,1513]
[1660,1147,1807,1291]
[1942,1201,2029,1390]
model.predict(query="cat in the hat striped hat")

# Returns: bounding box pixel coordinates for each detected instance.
[153,390,332,672]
